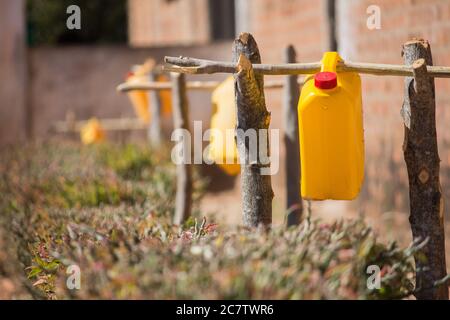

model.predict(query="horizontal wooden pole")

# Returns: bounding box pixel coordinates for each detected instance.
[164,56,450,78]
[52,117,147,133]
[117,80,218,92]
[116,79,303,92]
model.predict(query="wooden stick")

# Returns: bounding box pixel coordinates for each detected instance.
[171,72,193,225]
[233,32,273,228]
[164,56,450,77]
[52,117,147,133]
[117,81,216,91]
[65,111,76,132]
[402,39,448,300]
[147,72,162,146]
[325,0,337,51]
[116,79,303,92]
[283,45,303,227]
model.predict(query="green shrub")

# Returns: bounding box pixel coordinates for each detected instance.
[26,211,417,300]
[0,141,418,300]
[0,142,175,211]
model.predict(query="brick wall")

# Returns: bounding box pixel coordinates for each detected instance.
[128,0,211,47]
[248,0,329,63]
[27,42,232,138]
[335,0,450,216]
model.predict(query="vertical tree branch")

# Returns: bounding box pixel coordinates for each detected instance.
[148,71,162,147]
[283,45,303,226]
[171,72,193,225]
[232,32,273,228]
[402,39,448,300]
[325,0,337,51]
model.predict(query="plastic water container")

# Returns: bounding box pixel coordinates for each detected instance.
[208,76,240,176]
[125,70,172,125]
[126,72,150,124]
[80,118,105,145]
[297,52,364,200]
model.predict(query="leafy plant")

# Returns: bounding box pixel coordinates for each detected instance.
[0,141,420,300]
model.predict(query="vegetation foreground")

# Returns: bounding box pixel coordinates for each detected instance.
[0,141,421,299]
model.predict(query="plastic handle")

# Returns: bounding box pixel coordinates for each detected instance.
[320,52,342,73]
[314,52,343,89]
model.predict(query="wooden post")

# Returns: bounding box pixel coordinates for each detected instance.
[147,71,162,146]
[65,110,76,140]
[171,72,193,225]
[232,32,273,228]
[402,39,448,300]
[325,0,337,51]
[283,45,303,226]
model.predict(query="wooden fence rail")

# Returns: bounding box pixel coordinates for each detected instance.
[116,79,303,92]
[164,56,450,77]
[52,117,147,132]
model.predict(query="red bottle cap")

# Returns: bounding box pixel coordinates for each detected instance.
[125,71,134,80]
[314,71,337,89]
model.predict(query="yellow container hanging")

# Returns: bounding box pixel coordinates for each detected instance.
[156,74,172,116]
[125,61,172,124]
[208,76,240,176]
[80,118,105,145]
[297,52,364,200]
[126,72,150,124]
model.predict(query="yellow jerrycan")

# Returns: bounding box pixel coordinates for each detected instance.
[126,72,150,124]
[207,76,240,176]
[297,52,364,200]
[125,63,172,124]
[80,118,106,145]
[157,74,172,116]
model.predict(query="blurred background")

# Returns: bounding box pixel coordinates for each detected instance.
[1,0,450,248]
